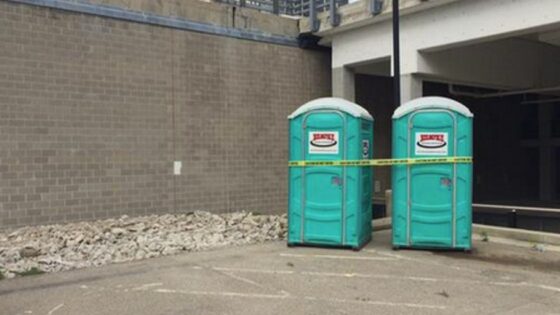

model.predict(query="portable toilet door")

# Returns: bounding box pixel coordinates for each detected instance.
[392,96,473,250]
[287,97,374,249]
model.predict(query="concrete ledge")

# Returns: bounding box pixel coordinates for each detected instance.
[300,0,460,38]
[473,224,560,247]
[8,0,299,46]
[372,217,391,231]
[371,218,560,246]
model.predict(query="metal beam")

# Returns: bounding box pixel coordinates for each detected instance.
[473,203,560,214]
[449,84,560,99]
[370,0,384,15]
[309,0,320,32]
[329,0,340,27]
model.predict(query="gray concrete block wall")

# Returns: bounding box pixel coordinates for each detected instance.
[0,2,331,228]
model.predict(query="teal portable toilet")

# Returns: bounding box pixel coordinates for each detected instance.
[287,97,373,250]
[392,96,473,250]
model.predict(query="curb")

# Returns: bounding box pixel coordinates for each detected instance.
[372,218,392,231]
[473,224,560,246]
[371,218,560,246]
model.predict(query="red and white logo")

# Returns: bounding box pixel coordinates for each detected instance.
[309,131,339,154]
[310,133,337,147]
[417,134,446,149]
[415,132,448,156]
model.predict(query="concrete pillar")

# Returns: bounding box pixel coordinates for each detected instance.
[385,189,392,218]
[539,104,554,201]
[332,66,355,102]
[400,74,423,104]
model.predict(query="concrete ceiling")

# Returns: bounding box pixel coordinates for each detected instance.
[519,28,560,47]
[352,60,391,77]
[539,29,560,47]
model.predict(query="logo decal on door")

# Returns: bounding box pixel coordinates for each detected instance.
[362,140,370,158]
[415,132,448,155]
[309,131,339,154]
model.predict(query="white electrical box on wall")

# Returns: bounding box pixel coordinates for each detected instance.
[174,161,182,175]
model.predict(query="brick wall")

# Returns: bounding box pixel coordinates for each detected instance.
[0,1,331,228]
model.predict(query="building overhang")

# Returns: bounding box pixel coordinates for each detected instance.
[299,0,461,44]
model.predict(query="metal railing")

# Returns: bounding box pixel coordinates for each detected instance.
[473,203,560,230]
[214,0,348,16]
[473,203,560,214]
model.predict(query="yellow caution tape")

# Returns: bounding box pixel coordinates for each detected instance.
[288,156,473,167]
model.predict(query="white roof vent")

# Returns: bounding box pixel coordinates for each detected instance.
[288,97,373,121]
[392,96,473,119]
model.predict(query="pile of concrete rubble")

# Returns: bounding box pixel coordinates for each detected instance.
[0,211,287,279]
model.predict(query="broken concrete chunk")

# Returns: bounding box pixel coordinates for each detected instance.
[0,211,287,279]
[19,246,41,258]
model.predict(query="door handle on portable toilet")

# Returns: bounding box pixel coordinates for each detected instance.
[441,177,452,189]
[331,176,343,187]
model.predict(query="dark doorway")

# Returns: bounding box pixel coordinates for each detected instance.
[424,81,560,233]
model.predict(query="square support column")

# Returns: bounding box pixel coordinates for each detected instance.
[400,74,422,104]
[539,103,554,201]
[332,66,355,102]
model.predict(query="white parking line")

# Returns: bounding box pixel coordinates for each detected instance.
[218,270,270,289]
[47,304,64,315]
[154,289,291,300]
[211,267,294,275]
[531,284,560,293]
[279,253,395,261]
[131,282,164,291]
[303,296,446,310]
[208,266,560,293]
[153,288,446,310]
[365,249,480,273]
[212,267,439,282]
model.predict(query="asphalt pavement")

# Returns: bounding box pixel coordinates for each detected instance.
[1,230,560,315]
